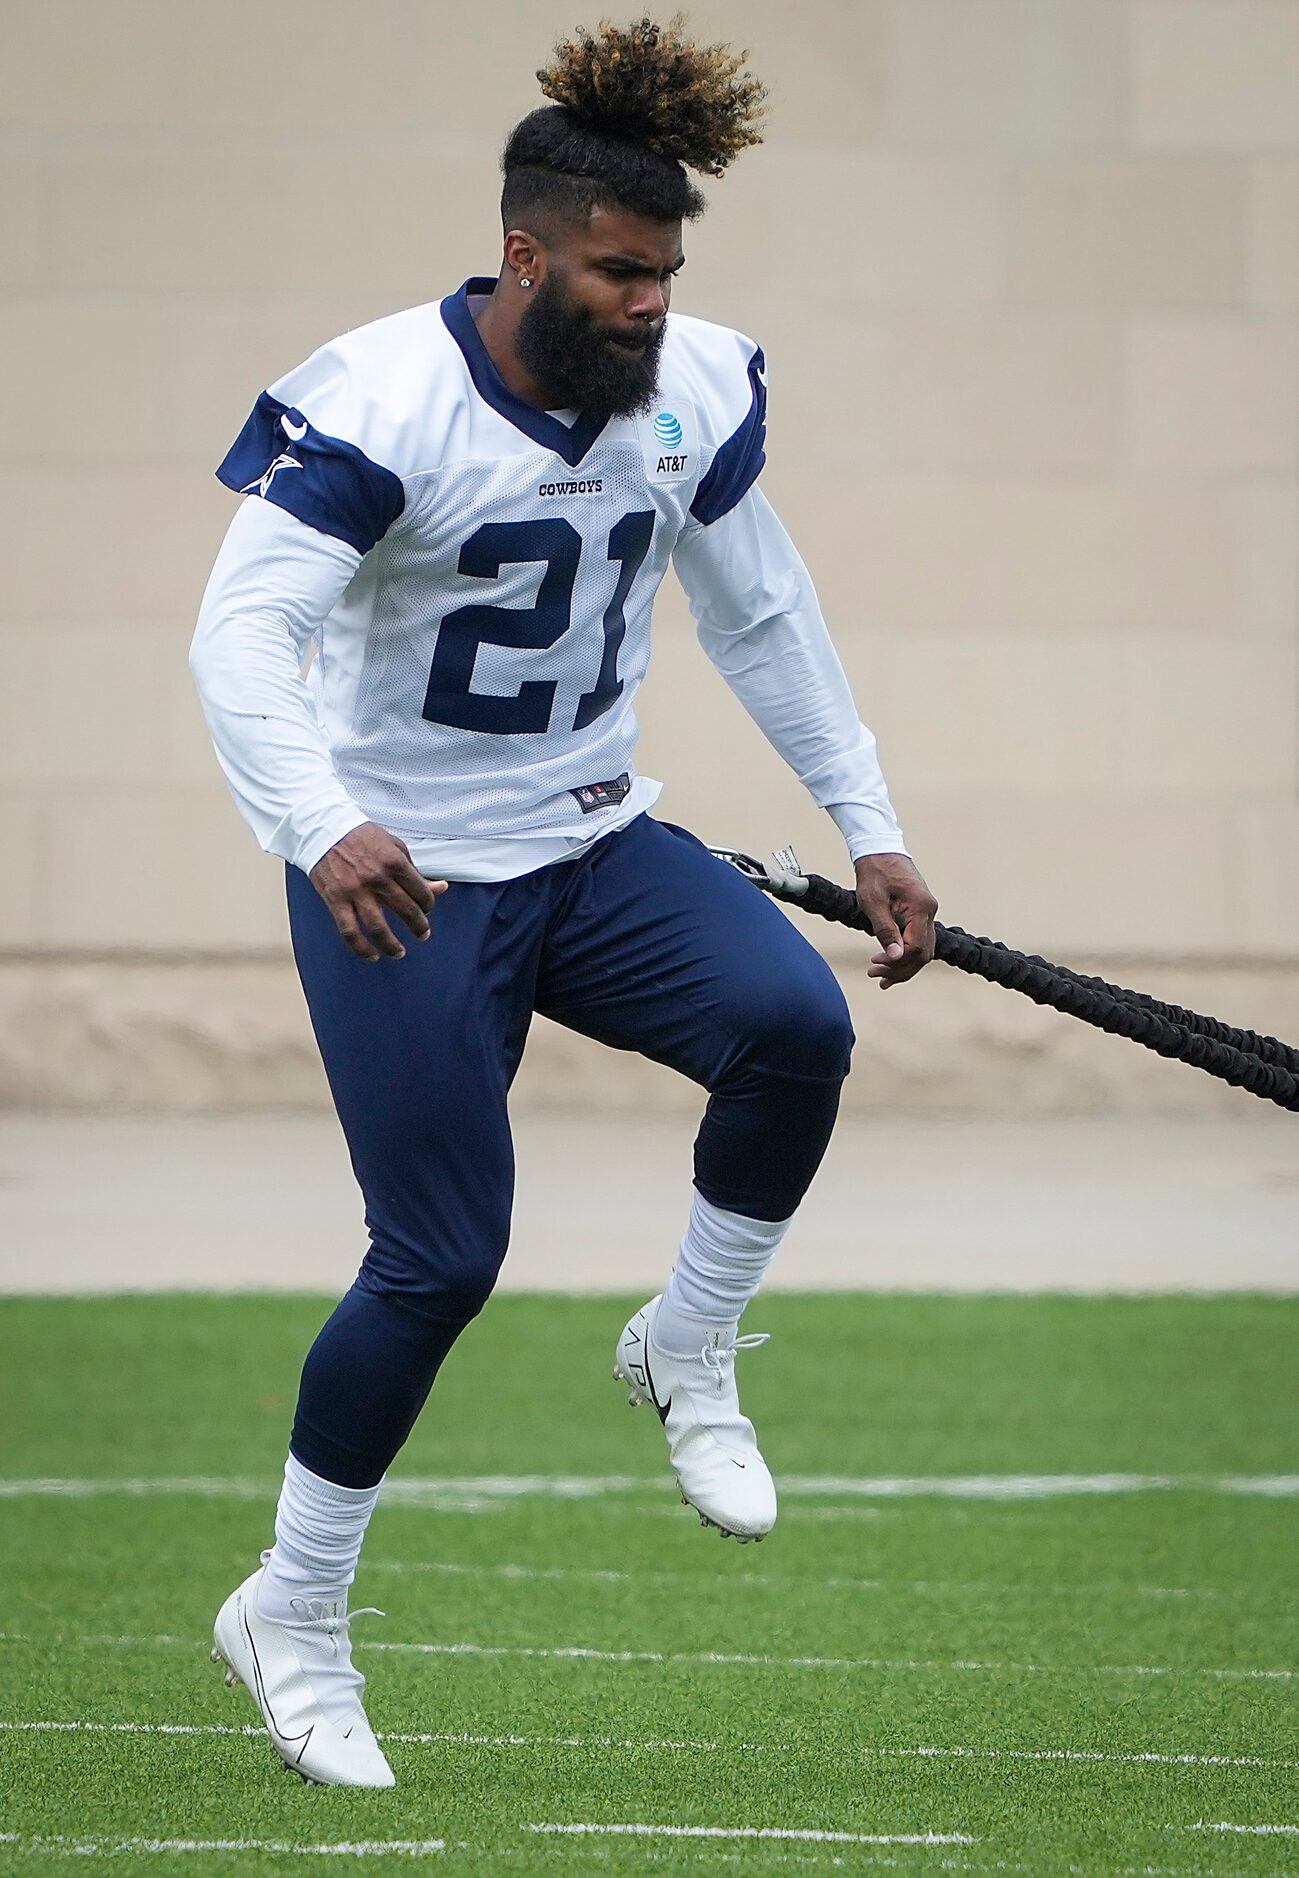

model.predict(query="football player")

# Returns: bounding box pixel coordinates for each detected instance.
[191,17,937,1787]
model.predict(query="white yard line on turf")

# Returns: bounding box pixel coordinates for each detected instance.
[0,1720,746,1753]
[784,1474,1299,1499]
[930,1869,1214,1878]
[906,1747,1296,1769]
[695,1864,1212,1878]
[1,1721,263,1738]
[358,1639,1299,1682]
[1,1472,1297,1501]
[5,1629,1293,1682]
[5,1719,1294,1773]
[526,1825,975,1844]
[893,1868,1220,1878]
[0,1835,444,1858]
[1183,1821,1299,1835]
[0,1835,1215,1876]
[0,1476,271,1500]
[367,1556,1228,1602]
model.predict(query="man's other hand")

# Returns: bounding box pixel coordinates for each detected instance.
[854,853,938,990]
[309,823,448,961]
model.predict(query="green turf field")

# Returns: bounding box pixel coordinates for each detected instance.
[1,1292,1297,1876]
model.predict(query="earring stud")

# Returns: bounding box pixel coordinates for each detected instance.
[520,276,533,289]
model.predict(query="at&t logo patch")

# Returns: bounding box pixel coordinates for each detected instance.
[638,401,695,485]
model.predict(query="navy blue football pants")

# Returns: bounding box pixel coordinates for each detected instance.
[286,815,854,1487]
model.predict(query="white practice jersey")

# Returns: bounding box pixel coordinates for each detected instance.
[192,277,906,880]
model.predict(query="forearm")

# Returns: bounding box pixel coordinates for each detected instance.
[189,498,368,873]
[674,487,906,860]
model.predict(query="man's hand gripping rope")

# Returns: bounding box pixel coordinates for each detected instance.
[852,852,939,988]
[709,844,1299,1112]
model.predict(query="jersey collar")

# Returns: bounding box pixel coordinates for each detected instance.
[441,277,611,468]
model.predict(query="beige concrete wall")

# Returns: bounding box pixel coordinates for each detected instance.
[1,0,1296,1110]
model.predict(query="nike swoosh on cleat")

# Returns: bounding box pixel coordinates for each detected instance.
[640,1338,671,1425]
[241,1600,313,1762]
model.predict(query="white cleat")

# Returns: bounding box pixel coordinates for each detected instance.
[211,1565,395,1788]
[614,1294,777,1542]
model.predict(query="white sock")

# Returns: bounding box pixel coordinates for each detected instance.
[256,1454,382,1623]
[653,1191,793,1356]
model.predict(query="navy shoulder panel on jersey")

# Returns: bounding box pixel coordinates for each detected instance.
[216,393,405,556]
[689,346,767,527]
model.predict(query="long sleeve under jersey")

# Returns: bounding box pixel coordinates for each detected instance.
[673,486,906,864]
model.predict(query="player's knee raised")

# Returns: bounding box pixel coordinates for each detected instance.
[751,968,854,1081]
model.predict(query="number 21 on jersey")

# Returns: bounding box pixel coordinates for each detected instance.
[422,510,655,736]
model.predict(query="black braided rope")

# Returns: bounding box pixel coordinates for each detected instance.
[789,871,1299,1114]
[955,934,1299,1075]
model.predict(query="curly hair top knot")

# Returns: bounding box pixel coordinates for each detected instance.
[537,14,767,178]
[501,15,766,232]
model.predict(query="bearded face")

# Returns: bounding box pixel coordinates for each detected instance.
[515,265,666,419]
